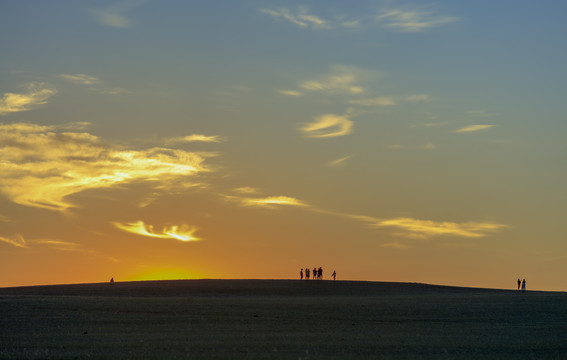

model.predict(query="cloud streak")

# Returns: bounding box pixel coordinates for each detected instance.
[261,7,329,29]
[225,193,308,209]
[0,83,57,115]
[328,155,353,167]
[300,68,364,94]
[454,125,496,133]
[370,217,507,238]
[377,8,458,32]
[114,221,201,242]
[91,0,146,28]
[165,134,224,144]
[300,114,354,138]
[0,123,210,211]
[59,74,101,85]
[0,234,27,248]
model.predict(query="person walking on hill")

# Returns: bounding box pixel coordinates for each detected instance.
[318,267,323,280]
[306,268,310,280]
[332,270,336,280]
[313,268,318,280]
[517,278,521,290]
[300,268,303,280]
[521,279,526,291]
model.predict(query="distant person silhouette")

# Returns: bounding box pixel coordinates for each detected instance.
[332,270,336,280]
[522,279,526,291]
[300,268,303,280]
[306,268,310,280]
[313,268,317,280]
[110,277,114,284]
[318,267,323,280]
[517,278,521,290]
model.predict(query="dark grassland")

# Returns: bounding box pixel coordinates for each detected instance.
[1,280,566,359]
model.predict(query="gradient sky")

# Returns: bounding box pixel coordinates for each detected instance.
[1,1,566,290]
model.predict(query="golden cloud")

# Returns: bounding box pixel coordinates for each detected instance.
[59,74,101,85]
[454,125,496,133]
[277,90,304,97]
[0,123,210,211]
[298,65,366,94]
[245,196,308,207]
[260,7,329,29]
[328,155,353,167]
[300,114,353,138]
[114,221,200,242]
[225,194,308,209]
[0,83,57,115]
[375,217,507,238]
[0,234,27,248]
[166,134,224,144]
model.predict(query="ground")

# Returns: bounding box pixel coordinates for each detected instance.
[1,280,566,359]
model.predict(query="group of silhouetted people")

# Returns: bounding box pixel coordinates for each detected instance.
[517,278,526,291]
[300,267,336,280]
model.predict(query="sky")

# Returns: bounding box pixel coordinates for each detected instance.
[1,1,566,291]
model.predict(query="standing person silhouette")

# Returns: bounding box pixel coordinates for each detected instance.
[332,270,336,280]
[313,268,317,280]
[300,268,303,280]
[522,279,526,291]
[306,268,310,280]
[517,278,521,290]
[318,267,323,280]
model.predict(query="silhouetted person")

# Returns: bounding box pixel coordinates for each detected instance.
[300,268,303,280]
[313,268,317,280]
[522,279,526,291]
[319,267,323,280]
[110,277,114,284]
[332,270,336,280]
[306,268,310,280]
[517,278,521,290]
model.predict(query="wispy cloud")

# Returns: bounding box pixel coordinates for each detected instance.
[166,134,224,144]
[225,194,308,209]
[299,114,354,138]
[328,155,353,167]
[372,217,507,238]
[0,234,27,248]
[349,94,429,107]
[245,196,308,207]
[233,186,261,195]
[91,0,146,28]
[261,7,330,29]
[0,122,211,211]
[58,73,126,95]
[35,239,79,251]
[114,221,200,242]
[0,83,57,115]
[277,90,304,97]
[377,8,458,32]
[58,74,101,85]
[300,66,365,95]
[454,125,496,133]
